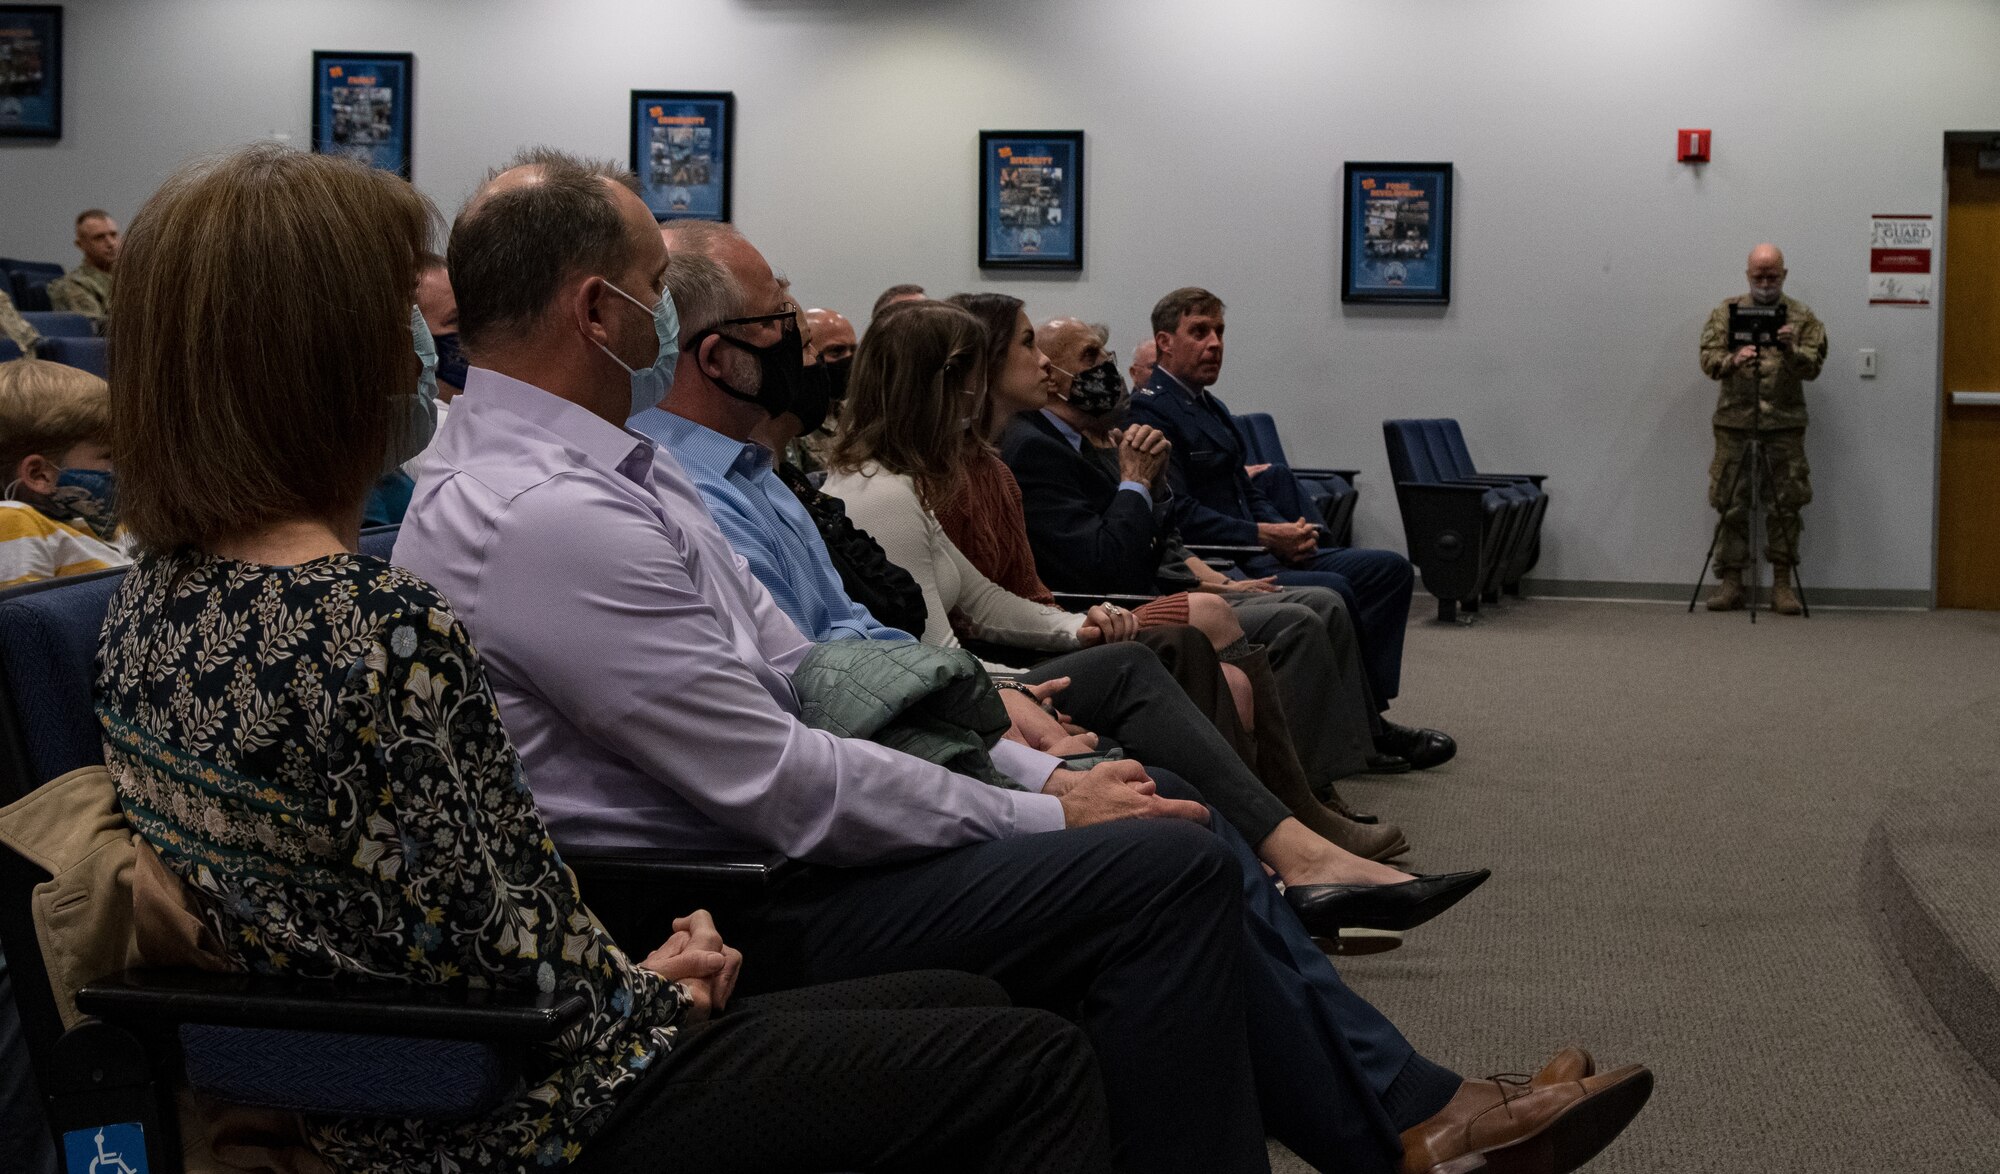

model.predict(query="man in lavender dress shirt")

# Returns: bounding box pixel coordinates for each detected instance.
[397,151,1652,1174]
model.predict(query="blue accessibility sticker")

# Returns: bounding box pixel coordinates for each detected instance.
[63,1121,147,1173]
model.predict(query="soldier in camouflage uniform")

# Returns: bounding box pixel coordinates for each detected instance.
[1697,244,1827,615]
[0,290,38,356]
[46,210,119,330]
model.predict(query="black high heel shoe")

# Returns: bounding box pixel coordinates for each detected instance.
[1283,869,1491,935]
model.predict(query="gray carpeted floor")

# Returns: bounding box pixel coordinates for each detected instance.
[1270,598,2000,1173]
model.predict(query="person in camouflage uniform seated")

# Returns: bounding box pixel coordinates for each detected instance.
[0,290,38,356]
[47,210,119,330]
[1697,243,1827,615]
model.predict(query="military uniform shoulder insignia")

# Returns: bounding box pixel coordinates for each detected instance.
[1137,387,1157,397]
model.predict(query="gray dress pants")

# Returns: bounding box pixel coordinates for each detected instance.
[1231,587,1380,788]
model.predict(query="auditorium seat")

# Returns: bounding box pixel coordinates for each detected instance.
[1410,420,1531,598]
[18,312,92,340]
[1232,411,1361,546]
[0,565,787,1166]
[0,340,18,363]
[1435,419,1547,590]
[0,261,63,314]
[1382,419,1513,622]
[36,337,105,378]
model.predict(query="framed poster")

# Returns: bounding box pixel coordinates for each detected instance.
[631,90,734,222]
[1341,162,1453,304]
[0,5,62,140]
[980,130,1083,270]
[311,51,414,177]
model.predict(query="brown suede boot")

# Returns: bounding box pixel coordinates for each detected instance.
[1227,646,1408,862]
[1705,570,1744,611]
[1770,565,1803,615]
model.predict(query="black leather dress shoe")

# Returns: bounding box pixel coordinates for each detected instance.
[1283,869,1491,935]
[1364,752,1413,775]
[1376,721,1457,770]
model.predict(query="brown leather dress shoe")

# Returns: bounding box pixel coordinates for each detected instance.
[1399,1063,1653,1174]
[1532,1046,1595,1087]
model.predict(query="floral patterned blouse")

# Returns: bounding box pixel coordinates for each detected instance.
[95,551,688,1172]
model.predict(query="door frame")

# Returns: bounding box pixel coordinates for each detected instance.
[1933,130,2000,608]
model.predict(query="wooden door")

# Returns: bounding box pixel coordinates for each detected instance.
[1938,141,2000,609]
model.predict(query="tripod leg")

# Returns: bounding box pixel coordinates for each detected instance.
[1790,560,1812,618]
[1746,437,1764,623]
[1688,442,1751,613]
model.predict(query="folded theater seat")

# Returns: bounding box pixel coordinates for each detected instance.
[1429,419,1546,592]
[1383,418,1517,623]
[1231,411,1361,547]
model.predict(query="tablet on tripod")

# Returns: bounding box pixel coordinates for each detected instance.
[1727,303,1787,349]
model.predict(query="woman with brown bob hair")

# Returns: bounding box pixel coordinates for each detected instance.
[93,145,1109,1174]
[825,301,1496,908]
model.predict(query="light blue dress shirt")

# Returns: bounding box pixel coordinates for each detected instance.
[1040,408,1153,505]
[631,408,913,644]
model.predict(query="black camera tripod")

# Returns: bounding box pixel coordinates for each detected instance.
[1685,429,1812,622]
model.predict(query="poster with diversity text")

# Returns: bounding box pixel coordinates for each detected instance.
[980,131,1083,269]
[312,51,414,178]
[0,5,61,139]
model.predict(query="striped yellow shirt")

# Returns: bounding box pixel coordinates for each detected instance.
[0,500,130,589]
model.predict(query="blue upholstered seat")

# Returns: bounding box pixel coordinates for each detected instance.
[1231,411,1361,546]
[36,337,107,378]
[18,312,94,340]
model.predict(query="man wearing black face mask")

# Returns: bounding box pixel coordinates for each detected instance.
[416,257,468,401]
[1010,318,1439,787]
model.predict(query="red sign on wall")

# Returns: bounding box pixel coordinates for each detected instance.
[1869,214,1934,305]
[1677,129,1711,163]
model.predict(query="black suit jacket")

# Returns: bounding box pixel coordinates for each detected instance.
[1000,411,1163,595]
[1125,370,1287,545]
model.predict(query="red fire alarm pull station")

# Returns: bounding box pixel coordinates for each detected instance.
[1678,128,1711,163]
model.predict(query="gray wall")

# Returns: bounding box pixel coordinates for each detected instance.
[7,0,1996,593]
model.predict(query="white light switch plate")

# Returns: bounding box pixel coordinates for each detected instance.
[1857,348,1877,378]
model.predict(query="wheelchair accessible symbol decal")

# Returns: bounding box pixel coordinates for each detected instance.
[64,1123,146,1174]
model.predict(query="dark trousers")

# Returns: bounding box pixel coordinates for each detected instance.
[575,970,1110,1174]
[729,819,1270,1174]
[0,948,56,1174]
[728,789,1461,1174]
[1018,641,1292,845]
[1231,594,1377,786]
[1241,547,1414,704]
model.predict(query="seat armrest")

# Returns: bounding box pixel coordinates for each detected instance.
[77,969,588,1043]
[1290,467,1360,482]
[1049,592,1162,613]
[1199,558,1239,572]
[1185,544,1267,559]
[566,846,794,888]
[1394,481,1493,499]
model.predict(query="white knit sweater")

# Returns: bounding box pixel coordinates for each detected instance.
[822,463,1084,652]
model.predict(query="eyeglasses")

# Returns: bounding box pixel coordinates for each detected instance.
[712,309,799,333]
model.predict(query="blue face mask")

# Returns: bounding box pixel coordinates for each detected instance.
[389,305,441,471]
[56,467,115,504]
[594,280,680,419]
[36,468,120,543]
